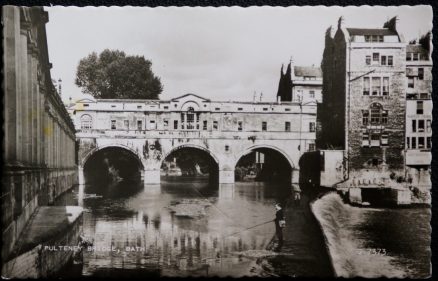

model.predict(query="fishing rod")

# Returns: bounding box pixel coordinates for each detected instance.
[223,219,275,238]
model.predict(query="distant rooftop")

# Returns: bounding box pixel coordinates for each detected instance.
[406,44,428,54]
[294,66,322,78]
[346,28,397,36]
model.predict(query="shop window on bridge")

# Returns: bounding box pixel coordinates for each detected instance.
[80,114,93,130]
[203,120,208,130]
[381,55,387,65]
[137,120,143,130]
[412,137,417,149]
[174,120,178,130]
[164,119,169,128]
[213,121,219,130]
[186,108,195,129]
[238,121,243,131]
[111,120,116,130]
[309,122,315,132]
[388,56,393,66]
[262,122,267,132]
[308,143,315,151]
[285,121,291,132]
[181,107,200,130]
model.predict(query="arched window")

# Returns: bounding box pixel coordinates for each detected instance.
[80,114,93,130]
[361,103,389,147]
[362,103,388,125]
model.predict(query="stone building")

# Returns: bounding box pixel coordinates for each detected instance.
[405,33,432,189]
[291,65,322,103]
[276,62,322,104]
[318,17,407,176]
[73,93,317,185]
[2,6,78,263]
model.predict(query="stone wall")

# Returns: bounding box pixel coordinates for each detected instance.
[2,6,78,262]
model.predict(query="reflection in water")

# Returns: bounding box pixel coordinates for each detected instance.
[60,177,291,277]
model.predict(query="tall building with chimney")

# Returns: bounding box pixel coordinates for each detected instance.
[318,17,407,175]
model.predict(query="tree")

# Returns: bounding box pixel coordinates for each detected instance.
[75,49,163,99]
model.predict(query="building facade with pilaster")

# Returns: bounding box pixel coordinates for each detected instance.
[2,6,78,261]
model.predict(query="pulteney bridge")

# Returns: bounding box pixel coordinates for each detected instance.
[71,94,317,184]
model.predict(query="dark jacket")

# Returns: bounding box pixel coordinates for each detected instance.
[275,208,284,224]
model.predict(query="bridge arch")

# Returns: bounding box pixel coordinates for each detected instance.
[81,144,145,169]
[80,144,145,185]
[233,144,296,169]
[161,143,220,167]
[233,144,296,183]
[160,143,220,181]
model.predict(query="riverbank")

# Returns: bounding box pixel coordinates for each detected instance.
[311,192,431,278]
[259,191,334,277]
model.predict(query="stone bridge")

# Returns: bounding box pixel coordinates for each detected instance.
[71,94,317,185]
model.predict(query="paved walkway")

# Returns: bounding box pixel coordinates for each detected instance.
[11,206,83,258]
[264,191,334,277]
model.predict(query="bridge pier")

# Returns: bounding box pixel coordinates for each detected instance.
[291,169,300,184]
[219,169,235,184]
[143,169,161,184]
[78,167,85,185]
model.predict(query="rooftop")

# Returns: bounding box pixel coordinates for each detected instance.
[346,28,398,36]
[294,66,322,78]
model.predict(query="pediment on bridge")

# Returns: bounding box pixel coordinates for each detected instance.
[171,93,210,103]
[171,93,211,111]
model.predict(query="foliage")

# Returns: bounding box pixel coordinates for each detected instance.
[75,49,163,99]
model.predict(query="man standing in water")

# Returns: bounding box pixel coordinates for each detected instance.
[274,203,285,251]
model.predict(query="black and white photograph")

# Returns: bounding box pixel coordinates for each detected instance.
[1,4,433,279]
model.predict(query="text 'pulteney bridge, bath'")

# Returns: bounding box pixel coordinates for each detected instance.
[70,93,317,185]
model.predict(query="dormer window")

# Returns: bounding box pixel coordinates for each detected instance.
[365,35,383,42]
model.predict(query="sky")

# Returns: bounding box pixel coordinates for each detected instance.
[45,5,432,103]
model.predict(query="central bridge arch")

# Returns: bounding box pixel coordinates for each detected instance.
[161,143,220,166]
[160,143,220,182]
